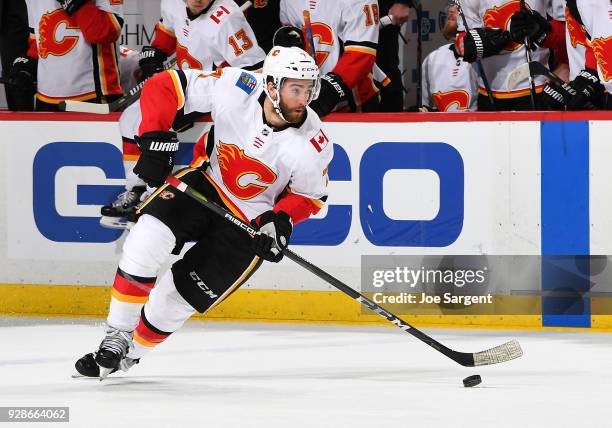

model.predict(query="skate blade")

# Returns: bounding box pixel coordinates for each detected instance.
[99,216,134,230]
[99,368,114,381]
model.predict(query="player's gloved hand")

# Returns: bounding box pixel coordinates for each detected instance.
[565,68,604,110]
[461,28,510,63]
[309,72,353,117]
[272,26,305,49]
[540,82,568,110]
[251,210,292,263]
[133,131,179,188]
[138,46,167,82]
[57,0,89,15]
[5,56,36,94]
[509,9,551,50]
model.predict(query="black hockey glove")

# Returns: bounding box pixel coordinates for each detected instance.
[309,72,353,117]
[272,26,305,49]
[138,46,167,82]
[57,0,89,15]
[565,69,604,110]
[509,9,551,50]
[133,131,179,188]
[251,210,292,263]
[540,82,569,111]
[462,28,510,63]
[5,56,36,94]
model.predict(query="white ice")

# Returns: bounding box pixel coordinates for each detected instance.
[0,318,610,428]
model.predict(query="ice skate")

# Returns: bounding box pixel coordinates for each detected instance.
[94,326,137,380]
[99,186,146,229]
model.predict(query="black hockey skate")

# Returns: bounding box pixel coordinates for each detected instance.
[74,326,139,379]
[99,186,146,230]
[74,351,139,379]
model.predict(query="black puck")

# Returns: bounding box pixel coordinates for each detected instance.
[462,374,482,387]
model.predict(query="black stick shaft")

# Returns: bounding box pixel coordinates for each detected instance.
[166,175,474,366]
[520,0,537,110]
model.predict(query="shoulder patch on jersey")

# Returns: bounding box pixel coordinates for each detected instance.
[309,129,330,153]
[235,72,258,95]
[210,5,231,24]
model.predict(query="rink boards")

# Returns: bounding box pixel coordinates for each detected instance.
[1,111,612,329]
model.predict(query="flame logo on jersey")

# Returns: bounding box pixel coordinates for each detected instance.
[176,43,203,70]
[432,90,471,112]
[591,37,612,82]
[483,1,522,51]
[39,9,79,58]
[309,22,334,66]
[216,142,277,200]
[566,8,588,48]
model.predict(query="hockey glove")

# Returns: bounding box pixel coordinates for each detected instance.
[57,0,89,15]
[565,69,604,110]
[5,56,36,94]
[309,72,353,117]
[509,9,551,50]
[251,210,292,263]
[138,46,167,82]
[133,131,179,188]
[272,26,305,49]
[540,83,568,111]
[461,28,510,63]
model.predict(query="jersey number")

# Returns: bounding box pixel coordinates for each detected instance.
[229,29,254,56]
[363,3,379,26]
[38,9,79,58]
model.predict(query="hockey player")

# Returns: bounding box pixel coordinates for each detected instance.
[74,46,333,378]
[517,0,611,109]
[421,43,479,111]
[279,0,380,116]
[100,0,266,226]
[455,0,562,110]
[13,0,124,111]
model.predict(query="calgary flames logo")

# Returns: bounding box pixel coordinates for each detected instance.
[432,90,470,112]
[216,142,277,200]
[39,9,79,58]
[483,0,522,51]
[591,37,612,82]
[565,9,587,48]
[176,43,203,70]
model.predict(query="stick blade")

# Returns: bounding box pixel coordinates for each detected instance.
[472,339,523,366]
[506,63,531,91]
[60,100,110,114]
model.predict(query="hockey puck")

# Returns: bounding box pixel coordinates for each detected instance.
[462,374,482,387]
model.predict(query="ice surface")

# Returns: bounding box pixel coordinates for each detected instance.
[0,318,610,428]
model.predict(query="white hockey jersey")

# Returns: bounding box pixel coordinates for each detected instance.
[570,0,612,92]
[458,0,550,97]
[422,44,478,111]
[140,67,333,222]
[26,0,123,102]
[152,0,265,71]
[279,0,380,106]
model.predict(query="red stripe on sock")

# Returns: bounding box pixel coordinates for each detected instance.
[135,319,170,344]
[113,272,154,298]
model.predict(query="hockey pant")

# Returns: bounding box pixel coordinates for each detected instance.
[107,167,262,359]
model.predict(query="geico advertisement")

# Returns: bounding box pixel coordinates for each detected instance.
[2,119,542,268]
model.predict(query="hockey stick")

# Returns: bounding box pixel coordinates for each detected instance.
[302,10,318,64]
[507,61,575,97]
[60,1,253,114]
[58,56,178,114]
[453,0,496,108]
[520,0,537,109]
[165,175,523,367]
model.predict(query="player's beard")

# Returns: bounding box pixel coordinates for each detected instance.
[279,99,306,124]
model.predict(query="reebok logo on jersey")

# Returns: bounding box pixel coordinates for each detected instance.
[309,129,329,153]
[236,72,258,95]
[149,141,179,152]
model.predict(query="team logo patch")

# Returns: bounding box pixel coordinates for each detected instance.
[159,190,175,200]
[254,0,268,7]
[235,72,258,95]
